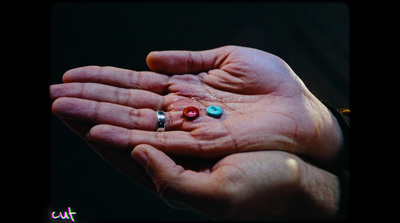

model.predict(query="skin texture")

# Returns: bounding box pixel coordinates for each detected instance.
[131,145,339,220]
[50,45,343,220]
[51,46,343,162]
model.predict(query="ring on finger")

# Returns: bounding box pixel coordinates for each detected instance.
[156,110,166,132]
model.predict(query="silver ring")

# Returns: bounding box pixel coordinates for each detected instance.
[156,110,166,132]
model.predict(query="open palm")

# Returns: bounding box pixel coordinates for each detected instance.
[51,45,342,163]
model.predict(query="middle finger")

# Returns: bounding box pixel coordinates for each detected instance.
[50,82,164,110]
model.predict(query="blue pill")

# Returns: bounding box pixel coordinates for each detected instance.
[206,106,223,118]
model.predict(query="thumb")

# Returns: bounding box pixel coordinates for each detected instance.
[130,144,217,208]
[131,144,188,200]
[131,144,183,178]
[146,46,236,74]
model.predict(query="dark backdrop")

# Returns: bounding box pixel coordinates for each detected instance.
[51,2,349,221]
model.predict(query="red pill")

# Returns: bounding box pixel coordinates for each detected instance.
[183,106,199,119]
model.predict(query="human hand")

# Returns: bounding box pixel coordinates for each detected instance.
[130,144,339,220]
[51,45,343,163]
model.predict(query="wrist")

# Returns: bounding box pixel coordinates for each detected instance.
[255,155,340,221]
[321,101,350,166]
[297,160,340,220]
[305,94,344,163]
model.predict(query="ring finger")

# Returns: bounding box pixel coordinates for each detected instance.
[52,97,183,131]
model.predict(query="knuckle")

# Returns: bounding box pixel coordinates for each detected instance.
[114,87,130,106]
[92,101,102,123]
[128,70,141,89]
[164,112,175,131]
[128,108,140,129]
[154,177,175,200]
[187,51,195,72]
[154,132,167,151]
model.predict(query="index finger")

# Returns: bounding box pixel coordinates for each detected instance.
[146,46,237,74]
[62,66,170,95]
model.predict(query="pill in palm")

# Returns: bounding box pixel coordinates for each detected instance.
[206,106,223,118]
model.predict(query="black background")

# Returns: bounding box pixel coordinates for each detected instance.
[50,2,349,221]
